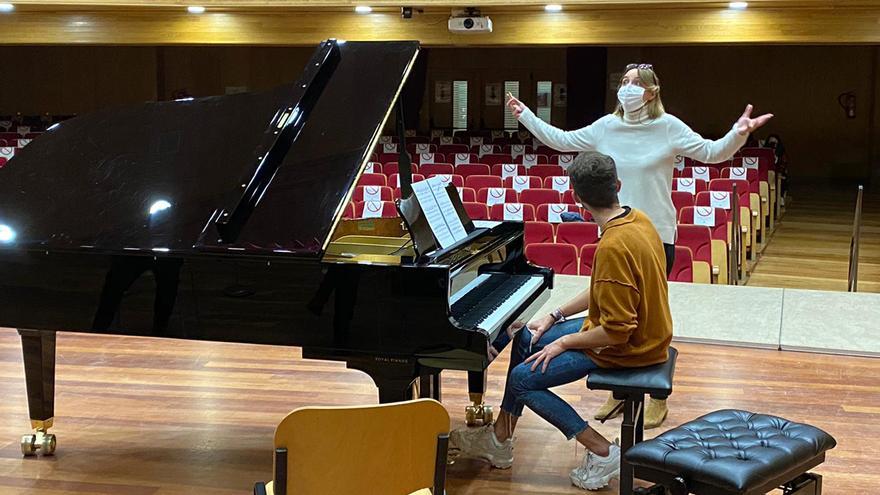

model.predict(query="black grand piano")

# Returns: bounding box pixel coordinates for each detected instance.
[0,40,552,456]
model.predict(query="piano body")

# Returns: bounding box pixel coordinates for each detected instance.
[0,40,552,456]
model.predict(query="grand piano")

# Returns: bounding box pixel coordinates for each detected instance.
[0,40,552,456]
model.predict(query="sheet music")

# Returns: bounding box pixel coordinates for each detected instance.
[411,176,468,249]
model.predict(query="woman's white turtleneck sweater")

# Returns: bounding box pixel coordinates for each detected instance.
[518,107,747,244]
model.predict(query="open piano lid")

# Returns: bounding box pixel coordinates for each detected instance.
[0,40,420,257]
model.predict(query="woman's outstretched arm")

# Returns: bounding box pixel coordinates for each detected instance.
[507,94,601,152]
[671,104,773,164]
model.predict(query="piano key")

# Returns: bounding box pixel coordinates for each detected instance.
[476,276,544,335]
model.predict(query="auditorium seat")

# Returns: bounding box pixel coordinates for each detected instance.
[353,185,394,202]
[519,188,562,209]
[482,153,514,166]
[578,244,599,276]
[419,163,455,176]
[406,143,437,155]
[679,206,730,284]
[525,221,554,245]
[478,187,519,205]
[358,173,387,187]
[388,173,425,189]
[515,153,549,167]
[489,203,536,222]
[354,200,398,219]
[383,162,419,176]
[455,163,491,178]
[427,173,464,188]
[463,202,490,220]
[696,191,750,272]
[491,163,526,178]
[535,146,560,156]
[504,175,542,192]
[474,144,501,156]
[537,203,582,223]
[710,179,761,253]
[544,176,571,193]
[452,153,481,166]
[364,162,382,174]
[342,202,356,219]
[0,146,14,167]
[672,178,707,195]
[378,152,407,164]
[438,144,469,155]
[722,166,769,237]
[671,191,695,217]
[669,246,694,283]
[465,175,503,191]
[676,225,713,284]
[456,187,476,203]
[562,190,578,205]
[415,153,445,166]
[735,154,777,228]
[525,243,579,275]
[555,222,600,249]
[525,165,564,179]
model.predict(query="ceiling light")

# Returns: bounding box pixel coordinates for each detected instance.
[728,1,748,9]
[0,3,14,13]
[544,4,563,12]
[355,5,372,14]
[0,224,16,243]
[187,5,205,14]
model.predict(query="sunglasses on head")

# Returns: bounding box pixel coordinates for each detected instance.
[626,63,654,71]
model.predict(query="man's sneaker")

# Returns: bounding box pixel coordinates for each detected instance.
[570,441,620,491]
[449,425,514,469]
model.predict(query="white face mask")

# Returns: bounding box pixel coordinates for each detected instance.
[617,84,646,114]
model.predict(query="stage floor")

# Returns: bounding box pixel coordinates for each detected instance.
[0,330,877,494]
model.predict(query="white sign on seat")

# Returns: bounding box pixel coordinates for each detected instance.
[710,191,731,209]
[361,201,384,219]
[673,155,685,171]
[694,206,716,227]
[440,136,454,145]
[558,155,575,168]
[501,164,519,179]
[0,147,15,160]
[383,143,398,153]
[431,129,444,138]
[503,203,525,221]
[742,157,760,170]
[547,203,569,223]
[416,143,431,154]
[510,144,526,159]
[550,176,570,193]
[379,136,393,144]
[676,178,696,194]
[455,153,471,165]
[363,186,383,202]
[364,162,376,174]
[728,167,748,180]
[17,139,31,148]
[419,153,436,164]
[522,154,538,167]
[511,176,532,193]
[404,129,417,137]
[470,137,483,146]
[486,187,507,206]
[17,126,30,136]
[434,174,453,185]
[692,166,710,181]
[479,144,494,158]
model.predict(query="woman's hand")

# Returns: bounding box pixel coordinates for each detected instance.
[524,339,567,373]
[735,104,774,135]
[506,92,526,119]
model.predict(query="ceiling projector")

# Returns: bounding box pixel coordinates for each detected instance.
[448,15,493,33]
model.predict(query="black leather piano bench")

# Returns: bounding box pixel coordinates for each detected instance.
[625,409,837,495]
[586,347,678,495]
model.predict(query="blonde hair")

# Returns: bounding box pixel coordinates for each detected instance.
[614,67,665,121]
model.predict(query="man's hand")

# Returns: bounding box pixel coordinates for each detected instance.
[524,339,566,373]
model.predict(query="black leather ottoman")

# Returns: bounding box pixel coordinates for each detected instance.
[625,409,837,495]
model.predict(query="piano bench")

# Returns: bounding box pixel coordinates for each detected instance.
[626,410,836,495]
[586,347,677,495]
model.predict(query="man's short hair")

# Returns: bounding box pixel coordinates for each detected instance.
[567,151,620,208]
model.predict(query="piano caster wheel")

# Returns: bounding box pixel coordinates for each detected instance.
[20,431,55,457]
[464,404,493,427]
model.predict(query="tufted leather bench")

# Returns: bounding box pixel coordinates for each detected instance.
[625,409,837,495]
[587,347,677,494]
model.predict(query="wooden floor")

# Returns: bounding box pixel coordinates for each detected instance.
[748,181,880,293]
[0,330,878,494]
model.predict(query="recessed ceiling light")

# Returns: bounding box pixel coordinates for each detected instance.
[729,1,748,9]
[545,4,563,12]
[187,5,205,14]
[355,5,372,14]
[0,3,15,13]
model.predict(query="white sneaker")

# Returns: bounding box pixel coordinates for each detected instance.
[449,425,514,469]
[569,441,620,491]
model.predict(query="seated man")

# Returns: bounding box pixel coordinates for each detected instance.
[451,151,673,491]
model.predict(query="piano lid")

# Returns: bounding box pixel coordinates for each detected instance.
[0,41,419,257]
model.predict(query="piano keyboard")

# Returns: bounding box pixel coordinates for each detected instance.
[451,273,545,335]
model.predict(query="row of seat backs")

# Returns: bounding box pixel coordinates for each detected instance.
[525,242,694,282]
[368,162,569,178]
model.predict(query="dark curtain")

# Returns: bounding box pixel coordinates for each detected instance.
[566,47,608,129]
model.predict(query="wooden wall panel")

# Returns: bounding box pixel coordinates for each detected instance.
[1,8,880,46]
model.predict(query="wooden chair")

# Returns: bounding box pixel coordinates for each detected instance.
[254,399,450,495]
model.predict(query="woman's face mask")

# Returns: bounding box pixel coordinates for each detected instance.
[617,83,646,114]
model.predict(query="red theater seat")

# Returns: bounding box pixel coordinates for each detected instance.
[353,185,394,202]
[463,202,490,220]
[537,203,581,223]
[489,203,536,222]
[555,222,600,249]
[358,173,387,187]
[465,175,503,191]
[669,246,694,283]
[438,144,469,155]
[525,165,564,179]
[482,153,514,166]
[578,244,599,276]
[428,173,464,188]
[477,187,519,205]
[520,188,562,209]
[491,163,527,177]
[671,191,695,216]
[457,187,476,203]
[525,221,554,245]
[383,162,418,176]
[354,201,398,219]
[342,202,356,219]
[419,163,455,177]
[503,176,542,191]
[672,178,707,195]
[679,206,729,242]
[455,163,491,178]
[680,166,720,182]
[525,243,579,275]
[515,154,549,167]
[452,153,481,166]
[388,173,425,188]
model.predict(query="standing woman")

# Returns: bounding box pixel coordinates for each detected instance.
[507,63,772,427]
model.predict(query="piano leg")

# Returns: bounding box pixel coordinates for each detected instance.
[465,370,493,426]
[346,357,420,403]
[417,371,442,401]
[18,329,57,457]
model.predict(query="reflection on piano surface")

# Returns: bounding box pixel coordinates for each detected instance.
[0,40,552,457]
